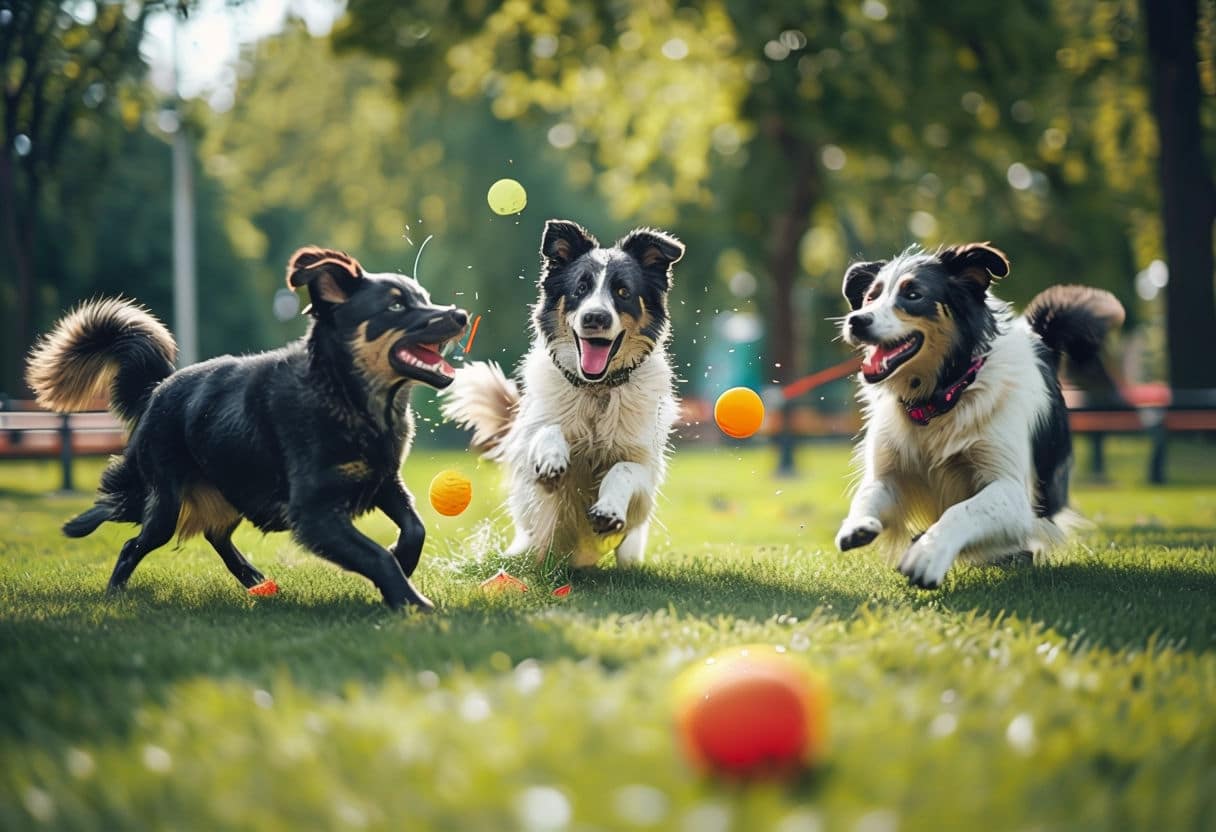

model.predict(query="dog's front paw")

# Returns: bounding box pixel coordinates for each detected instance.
[533,448,568,489]
[587,503,626,536]
[836,516,883,551]
[898,537,954,590]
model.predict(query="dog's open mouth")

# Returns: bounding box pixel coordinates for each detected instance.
[575,332,625,381]
[862,332,923,383]
[391,338,458,388]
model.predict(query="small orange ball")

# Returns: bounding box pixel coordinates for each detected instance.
[428,470,472,517]
[673,644,826,778]
[713,387,765,439]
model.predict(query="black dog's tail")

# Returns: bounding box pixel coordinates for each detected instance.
[1025,285,1125,388]
[26,299,171,538]
[26,298,177,427]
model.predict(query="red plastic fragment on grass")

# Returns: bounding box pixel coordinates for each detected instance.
[479,569,528,593]
[552,583,572,598]
[248,579,279,596]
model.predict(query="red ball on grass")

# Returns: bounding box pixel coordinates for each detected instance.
[672,644,827,778]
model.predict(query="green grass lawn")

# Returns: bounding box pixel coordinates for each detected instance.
[1,438,1214,831]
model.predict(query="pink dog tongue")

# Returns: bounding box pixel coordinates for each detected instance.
[863,344,898,375]
[579,338,613,376]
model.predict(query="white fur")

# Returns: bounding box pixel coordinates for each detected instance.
[838,314,1081,588]
[444,342,677,568]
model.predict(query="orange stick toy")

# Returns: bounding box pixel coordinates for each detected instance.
[462,314,483,356]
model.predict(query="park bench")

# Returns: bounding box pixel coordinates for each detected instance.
[0,398,125,491]
[1066,384,1216,484]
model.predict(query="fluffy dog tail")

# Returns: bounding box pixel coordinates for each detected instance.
[26,298,177,427]
[440,361,520,457]
[26,299,170,538]
[1024,285,1125,389]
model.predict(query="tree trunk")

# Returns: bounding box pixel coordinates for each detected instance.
[1144,0,1216,391]
[767,137,819,475]
[0,154,36,395]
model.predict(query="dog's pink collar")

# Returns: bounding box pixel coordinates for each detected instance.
[903,355,986,425]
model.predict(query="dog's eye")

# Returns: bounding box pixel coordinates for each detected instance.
[615,286,630,300]
[576,280,591,295]
[901,287,922,301]
[387,301,406,312]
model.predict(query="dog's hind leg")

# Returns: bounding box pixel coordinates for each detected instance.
[504,529,531,558]
[615,521,649,567]
[107,494,180,592]
[205,523,266,589]
[376,478,425,579]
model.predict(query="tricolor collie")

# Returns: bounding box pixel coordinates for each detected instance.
[835,243,1124,588]
[441,219,684,567]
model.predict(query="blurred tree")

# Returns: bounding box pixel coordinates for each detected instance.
[341,0,1161,465]
[200,22,625,436]
[35,120,271,361]
[1144,0,1216,390]
[0,0,162,393]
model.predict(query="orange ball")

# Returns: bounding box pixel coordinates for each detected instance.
[713,387,765,439]
[673,644,826,778]
[428,470,472,516]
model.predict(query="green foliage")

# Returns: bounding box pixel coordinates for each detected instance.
[340,0,1175,380]
[1,441,1214,829]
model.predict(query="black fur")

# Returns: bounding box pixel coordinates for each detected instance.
[1025,284,1126,394]
[1030,340,1073,517]
[39,248,468,610]
[1025,283,1126,515]
[842,260,887,310]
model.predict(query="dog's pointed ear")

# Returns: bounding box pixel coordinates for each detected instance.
[939,243,1009,295]
[540,219,598,270]
[286,247,363,311]
[842,260,886,310]
[620,228,685,289]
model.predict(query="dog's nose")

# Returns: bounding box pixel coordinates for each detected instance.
[450,307,469,328]
[581,309,612,330]
[848,313,873,334]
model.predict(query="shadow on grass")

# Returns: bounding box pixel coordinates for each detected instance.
[0,566,868,745]
[936,558,1216,654]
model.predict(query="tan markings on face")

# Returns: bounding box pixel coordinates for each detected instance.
[553,296,573,336]
[885,306,960,399]
[337,460,372,479]
[613,300,657,369]
[177,482,241,540]
[350,321,402,386]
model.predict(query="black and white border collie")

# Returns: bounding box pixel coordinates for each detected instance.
[835,243,1124,588]
[441,219,684,567]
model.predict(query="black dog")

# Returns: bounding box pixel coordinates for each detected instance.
[26,247,467,610]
